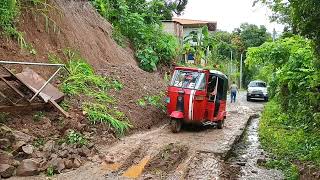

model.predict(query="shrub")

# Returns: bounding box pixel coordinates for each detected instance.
[90,0,179,71]
[66,130,87,146]
[248,36,320,178]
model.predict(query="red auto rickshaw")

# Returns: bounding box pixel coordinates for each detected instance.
[166,67,228,133]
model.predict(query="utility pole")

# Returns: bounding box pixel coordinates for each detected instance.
[230,50,233,74]
[272,28,276,42]
[240,53,243,89]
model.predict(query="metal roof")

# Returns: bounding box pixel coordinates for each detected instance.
[209,70,228,79]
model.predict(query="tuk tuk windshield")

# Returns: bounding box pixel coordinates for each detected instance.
[170,70,206,90]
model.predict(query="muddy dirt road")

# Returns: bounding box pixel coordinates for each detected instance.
[11,92,280,180]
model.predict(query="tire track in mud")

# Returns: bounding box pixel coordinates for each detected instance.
[142,143,189,179]
[50,92,266,180]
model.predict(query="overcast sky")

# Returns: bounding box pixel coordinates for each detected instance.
[177,0,284,34]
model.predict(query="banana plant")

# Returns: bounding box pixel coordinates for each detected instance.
[183,26,210,65]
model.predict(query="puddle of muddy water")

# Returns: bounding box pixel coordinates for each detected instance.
[222,117,284,180]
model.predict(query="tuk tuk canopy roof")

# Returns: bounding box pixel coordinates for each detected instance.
[209,70,228,80]
[174,67,228,80]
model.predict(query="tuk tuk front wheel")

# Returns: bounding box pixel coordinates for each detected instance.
[171,119,182,133]
[217,120,224,129]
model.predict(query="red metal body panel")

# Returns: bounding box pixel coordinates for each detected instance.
[170,111,184,119]
[166,67,227,124]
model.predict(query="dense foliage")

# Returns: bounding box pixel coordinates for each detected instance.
[91,0,180,71]
[203,23,271,84]
[247,36,320,178]
[257,0,320,55]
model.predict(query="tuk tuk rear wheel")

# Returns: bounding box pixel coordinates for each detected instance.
[171,119,182,133]
[217,120,224,129]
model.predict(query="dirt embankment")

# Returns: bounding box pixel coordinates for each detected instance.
[0,0,167,178]
[0,0,167,129]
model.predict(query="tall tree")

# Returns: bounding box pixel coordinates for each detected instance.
[257,0,320,55]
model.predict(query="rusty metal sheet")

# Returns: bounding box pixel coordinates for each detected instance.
[15,67,64,102]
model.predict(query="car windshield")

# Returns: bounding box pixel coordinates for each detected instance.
[170,70,206,90]
[249,82,266,87]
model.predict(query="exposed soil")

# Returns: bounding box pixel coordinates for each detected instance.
[0,1,170,178]
[143,143,188,178]
[0,0,168,137]
[296,161,320,180]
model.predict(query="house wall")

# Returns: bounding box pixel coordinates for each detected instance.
[162,22,184,45]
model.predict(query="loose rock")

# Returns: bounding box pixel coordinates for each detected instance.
[257,158,266,165]
[0,139,11,149]
[0,164,15,178]
[22,144,34,155]
[0,150,13,165]
[64,159,73,169]
[43,140,55,153]
[73,158,81,168]
[16,159,40,176]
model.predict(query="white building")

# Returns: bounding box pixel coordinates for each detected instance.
[162,18,217,63]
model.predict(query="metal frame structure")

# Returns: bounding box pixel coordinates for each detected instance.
[0,60,70,117]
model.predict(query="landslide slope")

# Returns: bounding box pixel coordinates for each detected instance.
[0,0,167,130]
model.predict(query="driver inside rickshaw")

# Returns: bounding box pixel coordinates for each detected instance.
[208,75,220,117]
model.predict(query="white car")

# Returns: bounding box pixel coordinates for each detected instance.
[247,80,268,101]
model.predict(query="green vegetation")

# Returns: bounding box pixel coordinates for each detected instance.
[46,165,54,177]
[91,0,179,72]
[0,0,59,49]
[33,138,45,148]
[247,36,320,179]
[83,103,131,135]
[137,94,165,110]
[258,0,320,54]
[58,50,131,135]
[32,111,45,122]
[66,130,87,146]
[180,23,271,85]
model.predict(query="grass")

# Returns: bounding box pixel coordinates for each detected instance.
[259,100,320,179]
[59,50,131,135]
[83,103,131,135]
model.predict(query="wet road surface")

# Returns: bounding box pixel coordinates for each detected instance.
[11,92,284,179]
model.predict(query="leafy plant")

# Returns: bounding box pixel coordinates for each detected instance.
[112,26,126,47]
[137,94,165,110]
[83,103,131,135]
[33,111,45,122]
[59,50,131,135]
[248,36,320,178]
[137,98,146,107]
[60,100,70,111]
[33,138,45,147]
[66,130,87,146]
[90,0,179,72]
[46,165,54,177]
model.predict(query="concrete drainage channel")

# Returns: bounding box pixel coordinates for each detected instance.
[220,114,284,180]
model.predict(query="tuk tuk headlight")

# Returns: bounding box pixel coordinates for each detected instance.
[177,96,183,102]
[165,97,170,103]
